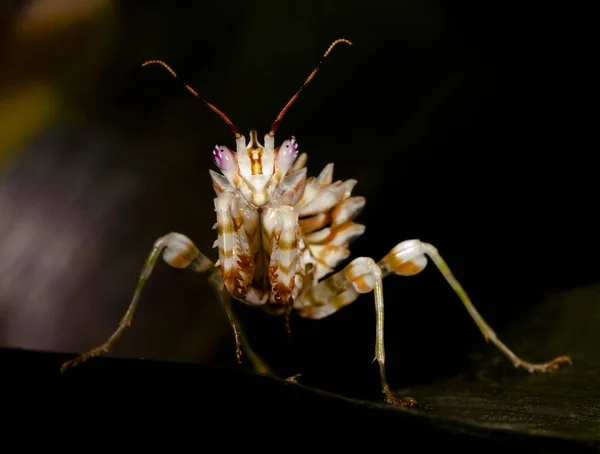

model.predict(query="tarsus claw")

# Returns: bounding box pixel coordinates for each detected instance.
[514,354,572,373]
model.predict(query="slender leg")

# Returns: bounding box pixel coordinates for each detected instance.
[60,232,270,375]
[221,286,243,363]
[284,300,294,341]
[263,204,301,337]
[206,271,271,375]
[379,239,572,372]
[296,238,572,406]
[296,257,416,406]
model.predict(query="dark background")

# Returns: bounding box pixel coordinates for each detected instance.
[0,1,597,401]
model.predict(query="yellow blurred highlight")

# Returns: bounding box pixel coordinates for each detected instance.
[0,84,61,168]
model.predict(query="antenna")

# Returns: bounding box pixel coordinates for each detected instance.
[269,38,352,136]
[141,60,240,137]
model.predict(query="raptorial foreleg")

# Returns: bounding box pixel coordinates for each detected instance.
[265,205,300,336]
[214,191,268,306]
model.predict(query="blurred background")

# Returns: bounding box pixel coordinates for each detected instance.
[0,1,596,399]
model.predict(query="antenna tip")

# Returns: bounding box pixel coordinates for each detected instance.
[334,38,353,46]
[141,60,164,68]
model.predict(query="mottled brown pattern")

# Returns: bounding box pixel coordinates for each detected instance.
[249,150,262,175]
[236,253,254,279]
[165,243,200,268]
[224,252,254,299]
[396,261,424,275]
[299,212,331,234]
[278,235,296,251]
[275,263,294,274]
[228,269,246,298]
[247,130,264,176]
[330,196,365,226]
[324,275,341,293]
[166,253,192,268]
[211,179,225,194]
[384,254,424,276]
[232,215,244,232]
[309,222,361,245]
[217,222,235,235]
[353,275,371,293]
[218,247,234,258]
[316,244,348,265]
[303,288,319,305]
[269,264,293,304]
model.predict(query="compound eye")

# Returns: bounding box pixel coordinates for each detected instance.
[276,137,299,174]
[212,145,236,172]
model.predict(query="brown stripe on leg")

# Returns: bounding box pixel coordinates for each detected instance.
[268,205,300,336]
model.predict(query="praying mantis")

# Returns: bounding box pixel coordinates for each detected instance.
[60,38,572,406]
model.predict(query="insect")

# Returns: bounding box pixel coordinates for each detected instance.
[60,38,572,406]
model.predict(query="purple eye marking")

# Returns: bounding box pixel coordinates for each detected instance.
[212,145,235,172]
[277,138,299,170]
